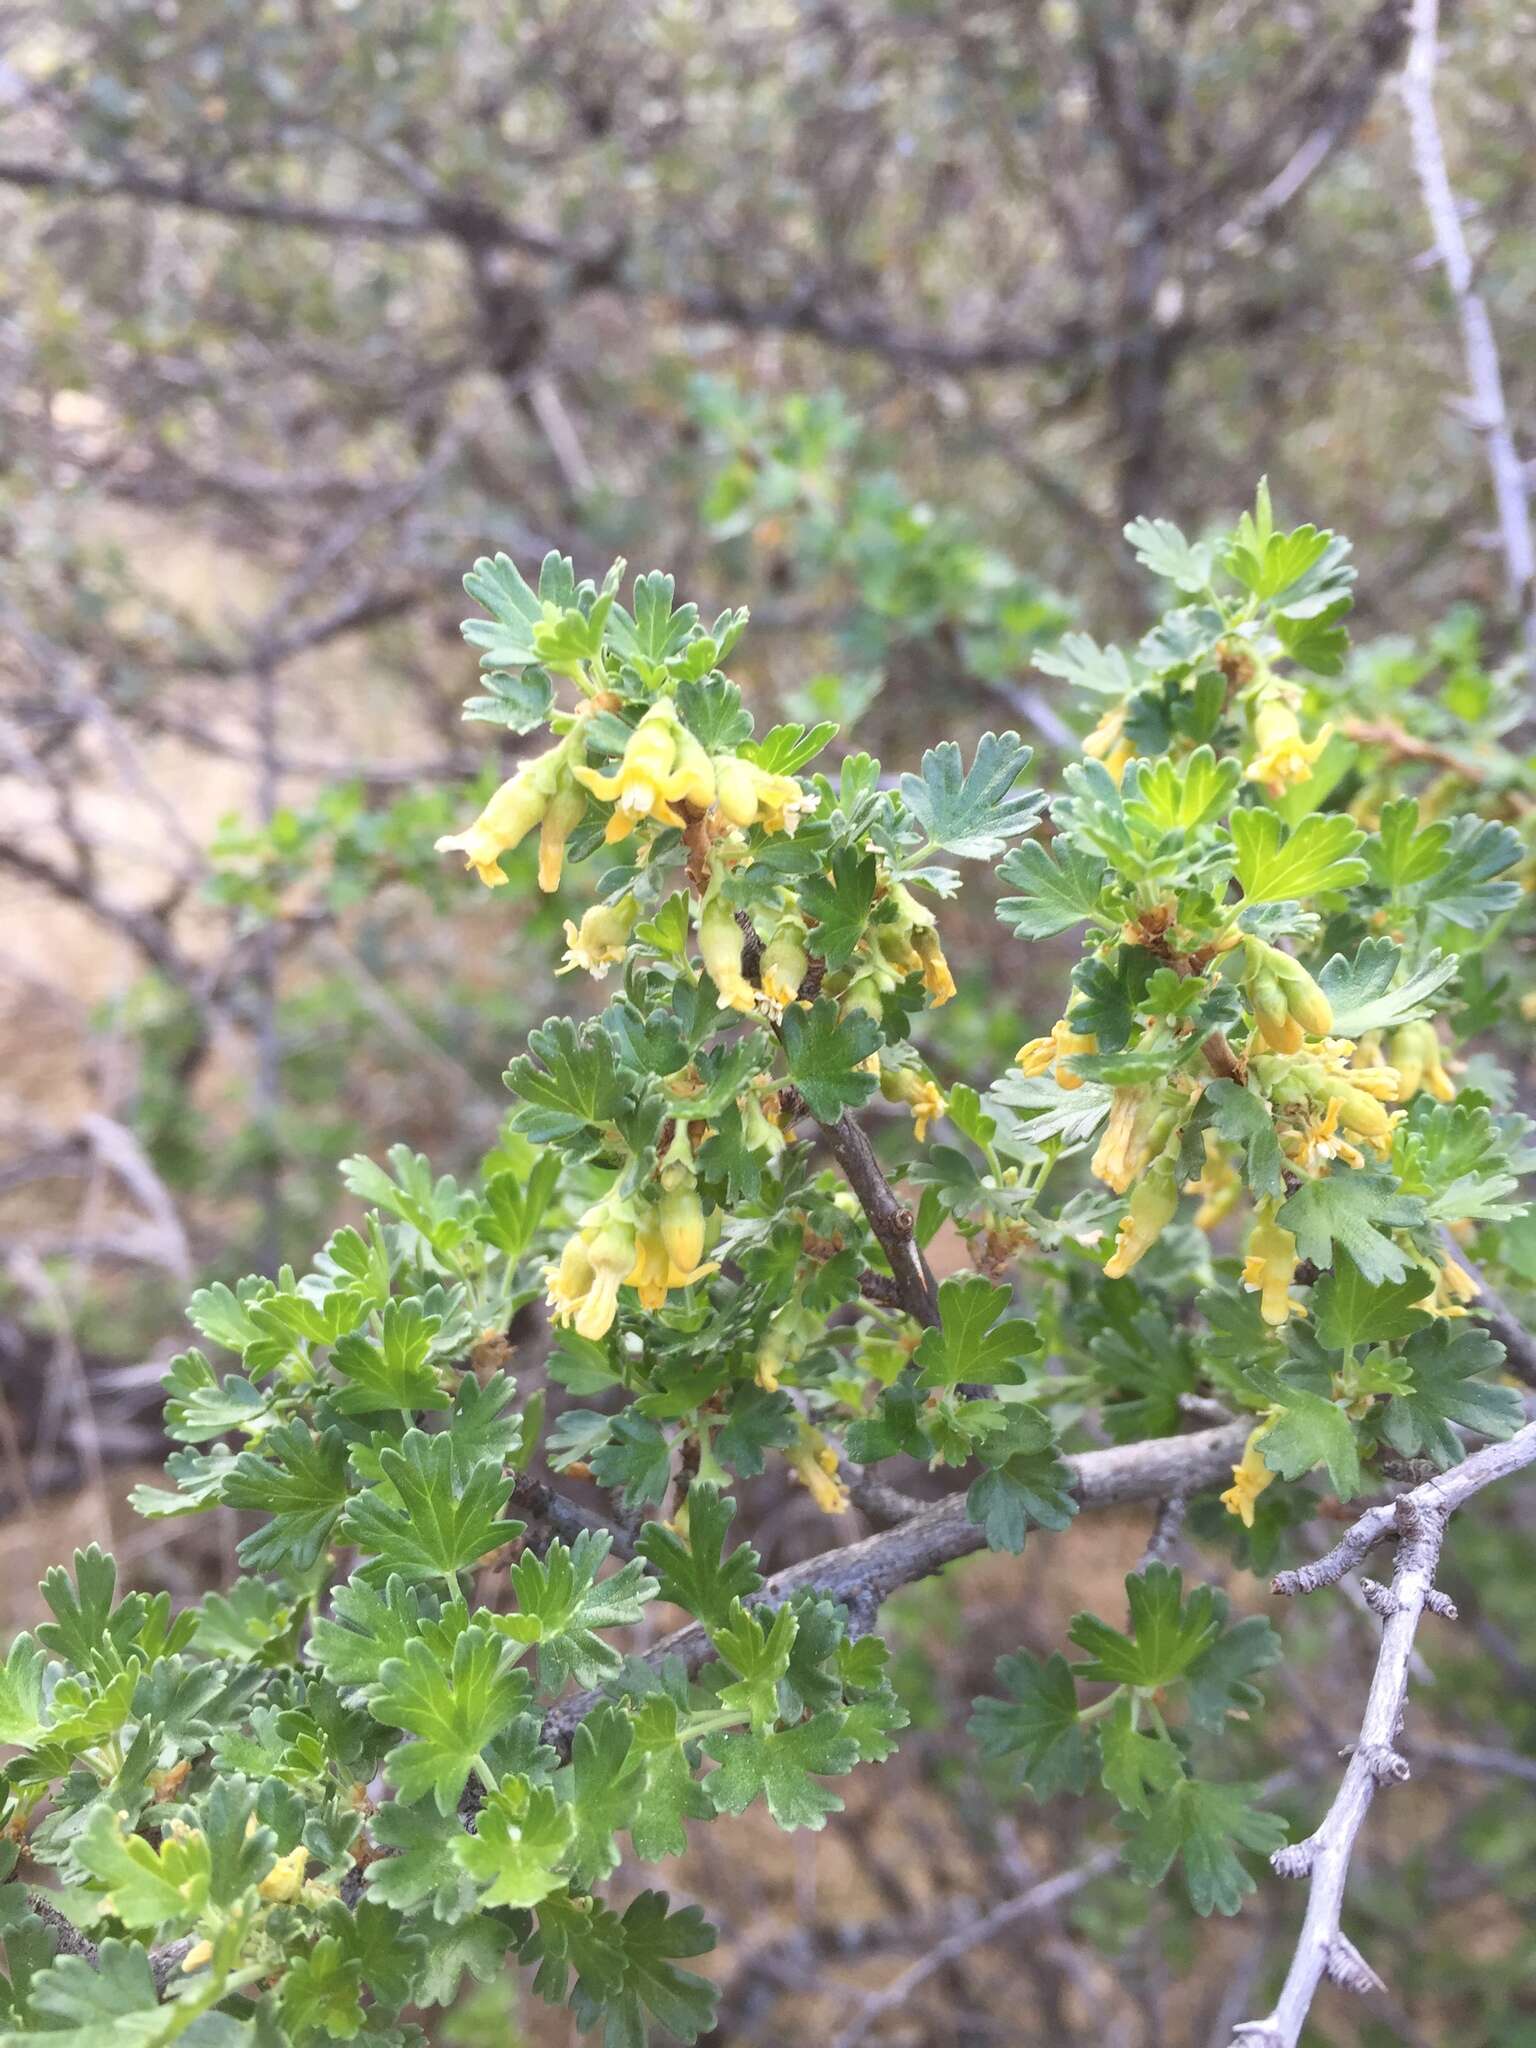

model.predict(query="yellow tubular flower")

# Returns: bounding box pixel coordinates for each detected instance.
[1104,1149,1180,1278]
[1390,1021,1455,1103]
[1016,1016,1097,1090]
[913,926,956,1006]
[628,1209,672,1310]
[713,755,818,836]
[755,770,819,837]
[1281,1094,1365,1175]
[1316,1041,1400,1102]
[559,896,640,979]
[755,1330,786,1392]
[1092,1087,1172,1195]
[573,703,693,840]
[1083,705,1134,785]
[435,744,564,887]
[670,727,717,812]
[1416,1254,1479,1319]
[698,892,757,1013]
[879,1062,946,1142]
[788,1425,849,1516]
[259,1846,309,1904]
[1187,1132,1242,1231]
[1243,693,1333,797]
[659,1182,705,1274]
[546,1207,638,1342]
[1220,1425,1278,1528]
[1241,1206,1307,1326]
[1016,1032,1058,1076]
[1318,1075,1399,1152]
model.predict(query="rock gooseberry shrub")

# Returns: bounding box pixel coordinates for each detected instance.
[0,485,1531,2047]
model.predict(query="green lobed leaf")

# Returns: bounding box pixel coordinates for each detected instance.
[637,1485,762,1632]
[1381,1321,1523,1468]
[1277,1169,1426,1286]
[1231,808,1367,904]
[1069,1566,1222,1689]
[706,1712,862,1831]
[779,998,880,1122]
[372,1627,531,1815]
[338,1430,520,1583]
[454,1776,574,1909]
[1120,1778,1287,1917]
[969,1650,1091,1799]
[995,837,1108,939]
[500,1532,656,1690]
[913,1276,1039,1388]
[899,731,1043,858]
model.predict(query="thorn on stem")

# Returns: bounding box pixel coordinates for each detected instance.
[1271,1839,1315,1879]
[1361,1743,1411,1784]
[1325,1933,1385,1996]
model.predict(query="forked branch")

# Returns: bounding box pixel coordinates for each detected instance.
[1231,1421,1536,2046]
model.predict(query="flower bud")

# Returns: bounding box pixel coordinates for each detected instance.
[1390,1020,1455,1103]
[698,892,756,1013]
[839,968,890,1025]
[1249,966,1302,1053]
[658,1183,706,1274]
[760,921,811,1009]
[537,777,587,894]
[713,754,761,827]
[740,1090,787,1161]
[1268,951,1333,1038]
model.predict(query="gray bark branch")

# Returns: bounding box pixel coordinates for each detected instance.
[543,1419,1249,1755]
[1231,1420,1536,2047]
[1401,0,1536,682]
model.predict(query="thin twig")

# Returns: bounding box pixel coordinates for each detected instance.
[510,1473,637,1560]
[828,1846,1120,2048]
[818,1113,940,1329]
[1232,1421,1536,2046]
[1401,0,1536,683]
